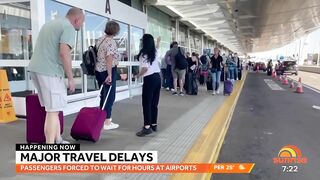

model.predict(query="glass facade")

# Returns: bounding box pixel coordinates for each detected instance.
[179,23,187,48]
[0,2,31,84]
[45,0,82,61]
[83,12,108,92]
[0,2,32,60]
[147,6,173,56]
[130,26,143,62]
[115,21,129,62]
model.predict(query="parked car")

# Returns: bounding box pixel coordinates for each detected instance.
[254,62,267,71]
[279,61,298,75]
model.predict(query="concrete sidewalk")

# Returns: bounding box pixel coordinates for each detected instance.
[0,85,227,180]
[288,71,320,91]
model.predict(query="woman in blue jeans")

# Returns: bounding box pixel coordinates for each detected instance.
[95,21,120,130]
[210,48,223,95]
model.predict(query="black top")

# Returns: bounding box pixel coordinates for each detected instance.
[187,57,196,72]
[210,55,223,71]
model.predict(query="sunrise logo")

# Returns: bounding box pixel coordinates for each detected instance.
[273,145,308,164]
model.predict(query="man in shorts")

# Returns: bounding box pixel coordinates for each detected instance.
[28,8,85,144]
[164,42,186,96]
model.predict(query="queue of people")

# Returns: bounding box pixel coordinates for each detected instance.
[27,7,243,143]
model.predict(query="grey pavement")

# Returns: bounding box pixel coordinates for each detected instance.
[0,85,226,180]
[212,72,320,180]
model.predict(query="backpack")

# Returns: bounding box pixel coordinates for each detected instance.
[175,47,188,70]
[80,37,106,76]
[200,55,209,71]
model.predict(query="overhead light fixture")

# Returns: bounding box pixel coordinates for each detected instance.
[238,15,257,19]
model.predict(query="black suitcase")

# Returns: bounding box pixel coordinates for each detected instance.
[267,68,272,76]
[207,76,213,91]
[220,67,225,82]
[199,75,205,85]
[238,70,242,80]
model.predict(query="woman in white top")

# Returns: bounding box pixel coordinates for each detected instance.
[135,34,161,136]
[95,21,120,130]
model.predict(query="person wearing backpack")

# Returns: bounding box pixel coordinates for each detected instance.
[199,54,209,85]
[95,21,120,130]
[164,42,187,96]
[135,35,161,136]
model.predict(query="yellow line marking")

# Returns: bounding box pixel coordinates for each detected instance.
[170,71,248,180]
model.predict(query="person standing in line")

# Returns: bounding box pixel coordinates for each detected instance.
[164,42,186,96]
[95,21,121,130]
[233,53,239,80]
[28,8,85,144]
[165,44,174,91]
[135,35,161,136]
[226,53,236,81]
[221,53,227,80]
[160,56,167,88]
[210,48,224,95]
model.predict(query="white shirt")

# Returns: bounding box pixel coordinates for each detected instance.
[139,50,161,77]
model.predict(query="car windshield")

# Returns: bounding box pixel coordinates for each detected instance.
[283,61,296,66]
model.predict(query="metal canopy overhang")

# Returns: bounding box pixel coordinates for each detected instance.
[145,0,320,54]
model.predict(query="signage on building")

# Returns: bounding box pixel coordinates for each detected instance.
[105,0,111,14]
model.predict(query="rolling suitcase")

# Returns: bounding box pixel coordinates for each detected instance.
[199,74,205,85]
[238,69,242,80]
[26,94,64,144]
[207,76,213,91]
[267,68,272,76]
[224,68,234,96]
[71,85,112,142]
[188,72,198,95]
[220,67,225,82]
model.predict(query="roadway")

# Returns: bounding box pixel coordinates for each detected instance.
[211,72,320,180]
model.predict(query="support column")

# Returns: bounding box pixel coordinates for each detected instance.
[201,34,204,54]
[318,42,320,66]
[175,18,179,43]
[187,28,191,53]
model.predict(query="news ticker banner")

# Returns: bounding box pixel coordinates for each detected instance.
[16,144,255,174]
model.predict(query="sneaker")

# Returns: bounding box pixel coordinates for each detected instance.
[171,89,175,92]
[172,92,178,96]
[216,90,220,94]
[104,122,119,130]
[151,125,157,132]
[179,92,185,96]
[166,87,170,91]
[212,91,216,95]
[55,137,70,144]
[136,127,153,137]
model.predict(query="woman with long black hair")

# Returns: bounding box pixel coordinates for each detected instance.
[135,34,161,137]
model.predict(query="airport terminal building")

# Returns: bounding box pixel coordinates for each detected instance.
[0,0,232,116]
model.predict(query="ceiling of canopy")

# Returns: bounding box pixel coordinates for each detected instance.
[146,0,320,53]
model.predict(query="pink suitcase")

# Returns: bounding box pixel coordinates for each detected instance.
[26,94,64,144]
[70,85,112,142]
